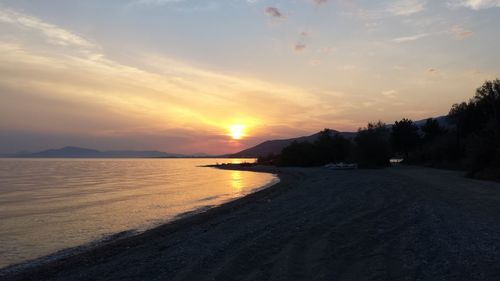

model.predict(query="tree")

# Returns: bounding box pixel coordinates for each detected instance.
[354,121,391,167]
[257,153,278,165]
[314,129,336,164]
[473,79,500,127]
[391,118,420,158]
[330,133,353,163]
[449,79,500,137]
[279,141,320,167]
[421,118,447,143]
[313,129,352,164]
[446,79,500,180]
[278,129,353,167]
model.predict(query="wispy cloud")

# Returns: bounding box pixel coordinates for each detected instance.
[0,8,329,154]
[392,33,429,43]
[132,0,262,5]
[133,0,184,5]
[293,43,306,52]
[382,90,398,98]
[127,0,218,11]
[353,0,427,21]
[451,25,473,39]
[264,7,285,18]
[0,8,94,48]
[426,68,443,78]
[293,31,309,53]
[388,0,427,16]
[449,0,500,10]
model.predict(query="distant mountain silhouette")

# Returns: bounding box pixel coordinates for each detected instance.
[414,116,449,128]
[2,117,451,159]
[3,146,189,158]
[230,116,450,158]
[230,130,357,158]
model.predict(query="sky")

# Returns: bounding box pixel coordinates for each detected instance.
[0,0,499,154]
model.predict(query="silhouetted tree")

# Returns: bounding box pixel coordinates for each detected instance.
[277,129,354,167]
[330,133,353,163]
[440,79,500,180]
[314,129,336,164]
[449,79,500,138]
[257,153,278,165]
[449,101,480,144]
[314,129,352,164]
[391,118,420,158]
[421,118,447,143]
[474,79,500,127]
[270,79,500,179]
[355,121,391,167]
[279,141,320,167]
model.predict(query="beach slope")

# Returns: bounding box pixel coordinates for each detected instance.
[4,166,500,281]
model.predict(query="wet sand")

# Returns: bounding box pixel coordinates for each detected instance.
[3,165,500,281]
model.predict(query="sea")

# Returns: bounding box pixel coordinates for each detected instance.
[0,158,278,269]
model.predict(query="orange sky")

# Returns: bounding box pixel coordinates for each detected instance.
[0,1,499,154]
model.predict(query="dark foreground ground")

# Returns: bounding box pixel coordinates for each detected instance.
[3,166,500,281]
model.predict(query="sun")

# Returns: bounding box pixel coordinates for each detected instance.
[228,124,246,140]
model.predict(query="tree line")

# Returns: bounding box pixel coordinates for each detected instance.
[258,79,500,181]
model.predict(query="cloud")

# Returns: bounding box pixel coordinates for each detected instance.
[451,25,473,39]
[133,0,184,5]
[0,8,330,154]
[351,0,426,22]
[318,47,335,54]
[264,7,285,18]
[392,33,429,43]
[309,59,321,66]
[293,31,309,52]
[450,0,500,10]
[0,8,94,48]
[127,0,218,11]
[364,21,381,29]
[313,0,329,4]
[426,68,441,76]
[388,0,427,16]
[294,43,307,52]
[382,90,398,98]
[0,42,320,153]
[132,0,261,5]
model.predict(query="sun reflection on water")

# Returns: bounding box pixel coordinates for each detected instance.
[230,158,254,165]
[231,170,243,191]
[0,158,275,268]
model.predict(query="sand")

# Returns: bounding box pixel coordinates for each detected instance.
[2,165,500,281]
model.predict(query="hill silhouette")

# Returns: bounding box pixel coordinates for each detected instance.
[229,130,356,158]
[3,146,187,158]
[231,116,449,158]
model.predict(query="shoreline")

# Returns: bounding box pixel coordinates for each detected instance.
[0,165,286,280]
[4,165,500,280]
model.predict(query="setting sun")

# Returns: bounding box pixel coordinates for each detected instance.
[229,125,246,140]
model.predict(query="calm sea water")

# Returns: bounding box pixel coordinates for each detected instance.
[0,158,278,269]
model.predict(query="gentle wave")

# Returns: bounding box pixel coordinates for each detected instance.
[0,158,278,269]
